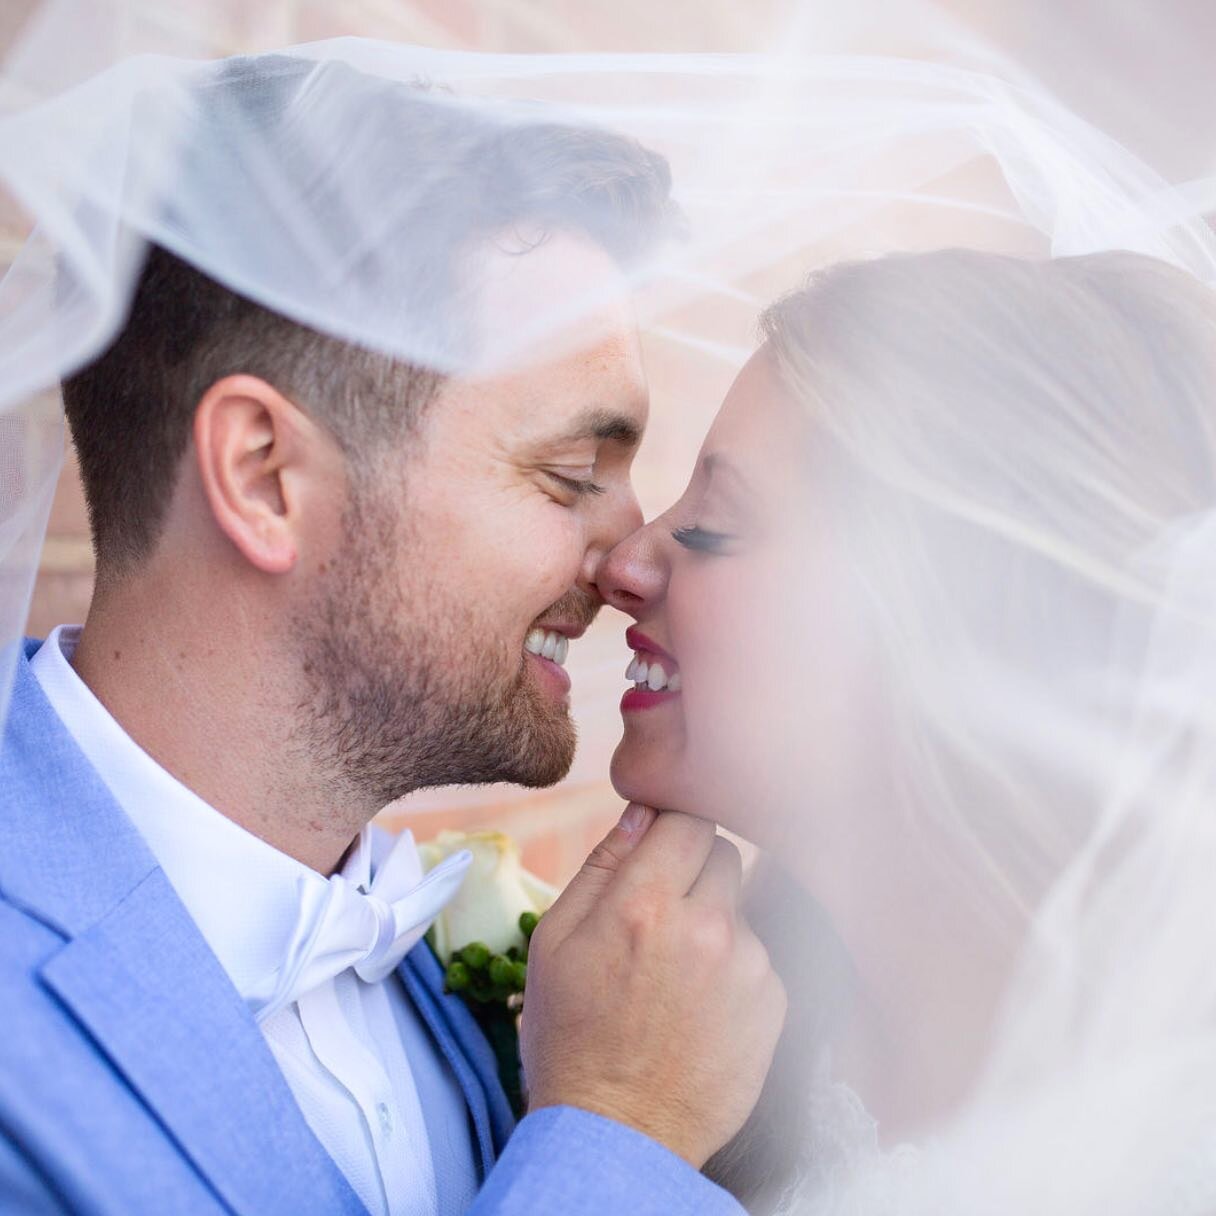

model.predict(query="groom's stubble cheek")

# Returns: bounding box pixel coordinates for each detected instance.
[292,474,583,803]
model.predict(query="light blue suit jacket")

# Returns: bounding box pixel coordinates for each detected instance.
[0,639,743,1215]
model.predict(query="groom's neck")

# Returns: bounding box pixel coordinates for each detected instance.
[71,568,372,876]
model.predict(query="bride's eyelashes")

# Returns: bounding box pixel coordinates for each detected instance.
[671,524,735,554]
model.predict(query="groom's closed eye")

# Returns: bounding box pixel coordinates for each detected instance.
[547,470,607,497]
[529,406,644,501]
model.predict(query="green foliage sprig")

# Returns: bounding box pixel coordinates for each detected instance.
[444,910,541,1007]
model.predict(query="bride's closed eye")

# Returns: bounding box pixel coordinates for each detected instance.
[671,524,736,554]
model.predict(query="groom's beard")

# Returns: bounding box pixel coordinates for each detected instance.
[292,490,583,807]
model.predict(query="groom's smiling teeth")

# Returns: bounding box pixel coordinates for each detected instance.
[524,627,570,667]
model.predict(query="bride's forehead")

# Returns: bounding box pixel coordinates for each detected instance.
[707,347,802,451]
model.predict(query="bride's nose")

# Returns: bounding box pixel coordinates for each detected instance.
[595,518,668,617]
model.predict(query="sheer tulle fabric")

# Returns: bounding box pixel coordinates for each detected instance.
[2,2,1216,1211]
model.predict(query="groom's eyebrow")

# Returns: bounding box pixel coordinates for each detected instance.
[550,407,643,448]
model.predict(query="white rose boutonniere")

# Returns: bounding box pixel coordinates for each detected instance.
[420,829,557,1116]
[420,829,557,996]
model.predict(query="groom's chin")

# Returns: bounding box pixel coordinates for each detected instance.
[502,748,574,790]
[498,710,578,789]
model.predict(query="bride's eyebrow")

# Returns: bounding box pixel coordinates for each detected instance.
[701,452,757,509]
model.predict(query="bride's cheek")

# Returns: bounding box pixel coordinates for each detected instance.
[699,568,805,831]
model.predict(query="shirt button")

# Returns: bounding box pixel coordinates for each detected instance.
[376,1102,394,1137]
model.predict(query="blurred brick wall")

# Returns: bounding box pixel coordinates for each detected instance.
[26,444,94,639]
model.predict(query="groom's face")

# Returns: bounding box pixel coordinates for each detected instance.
[298,235,648,804]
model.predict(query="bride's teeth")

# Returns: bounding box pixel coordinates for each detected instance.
[626,648,682,692]
[525,628,545,655]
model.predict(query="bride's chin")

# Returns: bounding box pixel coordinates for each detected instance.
[608,773,656,810]
[611,757,724,829]
[610,749,672,815]
[613,751,787,844]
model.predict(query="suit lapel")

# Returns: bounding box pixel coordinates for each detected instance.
[41,870,366,1216]
[400,943,517,1176]
[2,642,364,1216]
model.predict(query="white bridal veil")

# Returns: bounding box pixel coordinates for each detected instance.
[2,1,1215,1211]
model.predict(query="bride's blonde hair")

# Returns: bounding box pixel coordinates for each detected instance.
[707,249,1216,1211]
[769,249,1216,927]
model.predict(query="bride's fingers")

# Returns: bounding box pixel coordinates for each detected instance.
[613,809,718,899]
[686,833,744,906]
[540,803,657,936]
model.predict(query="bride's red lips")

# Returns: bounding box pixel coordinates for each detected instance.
[625,627,678,670]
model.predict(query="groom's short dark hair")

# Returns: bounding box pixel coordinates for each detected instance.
[62,55,678,574]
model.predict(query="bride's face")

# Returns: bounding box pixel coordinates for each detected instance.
[601,346,882,852]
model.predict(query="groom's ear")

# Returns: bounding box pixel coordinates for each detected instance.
[191,374,341,575]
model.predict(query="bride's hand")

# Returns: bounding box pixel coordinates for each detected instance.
[520,803,787,1168]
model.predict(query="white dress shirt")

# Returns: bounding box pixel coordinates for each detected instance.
[31,625,479,1216]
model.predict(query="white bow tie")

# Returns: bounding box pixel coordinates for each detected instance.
[250,830,472,1023]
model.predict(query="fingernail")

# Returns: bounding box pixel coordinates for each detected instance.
[618,802,651,838]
